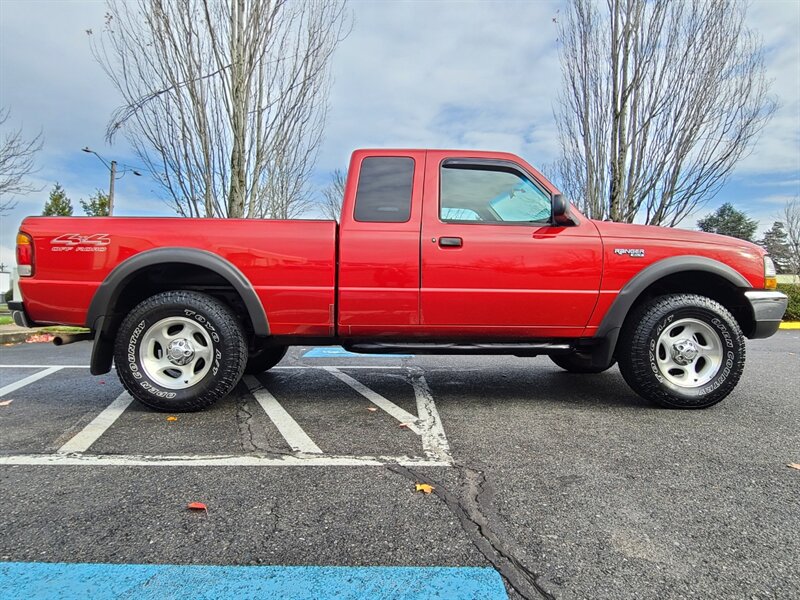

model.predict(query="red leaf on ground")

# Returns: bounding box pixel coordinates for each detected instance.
[26,334,54,344]
[187,502,208,512]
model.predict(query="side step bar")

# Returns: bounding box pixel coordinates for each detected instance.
[342,342,574,357]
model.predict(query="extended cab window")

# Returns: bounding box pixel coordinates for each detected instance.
[354,157,414,223]
[440,163,551,224]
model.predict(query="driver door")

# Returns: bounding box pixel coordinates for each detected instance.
[420,152,602,337]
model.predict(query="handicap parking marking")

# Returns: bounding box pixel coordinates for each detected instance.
[303,346,414,358]
[0,562,507,599]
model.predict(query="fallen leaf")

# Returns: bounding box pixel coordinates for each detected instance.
[788,463,800,471]
[187,502,208,512]
[366,407,377,412]
[166,416,178,422]
[0,399,13,407]
[399,422,410,429]
[415,483,435,494]
[25,334,54,344]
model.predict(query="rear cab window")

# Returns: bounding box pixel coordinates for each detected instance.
[354,157,415,223]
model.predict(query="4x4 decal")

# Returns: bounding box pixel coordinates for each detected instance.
[50,233,110,252]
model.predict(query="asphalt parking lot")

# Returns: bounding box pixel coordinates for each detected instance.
[0,333,798,599]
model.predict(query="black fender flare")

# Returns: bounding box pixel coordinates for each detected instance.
[87,247,269,375]
[592,255,750,366]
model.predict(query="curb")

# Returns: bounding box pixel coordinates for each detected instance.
[0,331,41,344]
[0,329,50,345]
[779,322,800,330]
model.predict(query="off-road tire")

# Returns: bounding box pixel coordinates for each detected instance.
[617,294,745,409]
[114,290,247,412]
[550,353,615,374]
[244,344,287,374]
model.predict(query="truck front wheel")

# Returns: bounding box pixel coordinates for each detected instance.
[114,291,247,412]
[617,294,745,409]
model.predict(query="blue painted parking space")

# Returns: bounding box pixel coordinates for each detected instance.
[0,562,507,599]
[302,346,414,358]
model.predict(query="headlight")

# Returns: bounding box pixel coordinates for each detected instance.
[764,256,777,289]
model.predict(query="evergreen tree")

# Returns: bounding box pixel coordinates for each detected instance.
[697,203,758,242]
[42,183,73,216]
[80,189,110,216]
[759,221,792,273]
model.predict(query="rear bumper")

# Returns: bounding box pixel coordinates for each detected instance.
[745,290,788,339]
[8,301,35,328]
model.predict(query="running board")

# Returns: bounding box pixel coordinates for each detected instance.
[342,343,574,357]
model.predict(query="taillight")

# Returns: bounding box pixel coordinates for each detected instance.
[16,232,34,276]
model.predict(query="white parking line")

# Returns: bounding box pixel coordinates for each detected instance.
[57,392,134,454]
[0,453,451,467]
[323,367,422,434]
[0,366,63,397]
[0,365,89,369]
[408,370,452,462]
[0,363,454,467]
[0,365,406,370]
[244,376,323,454]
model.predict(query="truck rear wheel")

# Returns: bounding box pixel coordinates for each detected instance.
[114,291,247,412]
[617,294,745,409]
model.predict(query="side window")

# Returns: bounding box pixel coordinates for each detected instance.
[354,157,414,223]
[440,163,551,224]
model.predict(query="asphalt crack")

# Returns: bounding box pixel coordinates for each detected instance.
[236,399,259,453]
[235,386,292,457]
[388,463,554,600]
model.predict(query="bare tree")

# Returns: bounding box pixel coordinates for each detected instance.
[783,197,800,275]
[554,0,776,226]
[91,0,348,218]
[0,107,43,214]
[319,168,346,221]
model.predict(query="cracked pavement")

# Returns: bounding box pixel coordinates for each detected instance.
[1,333,798,599]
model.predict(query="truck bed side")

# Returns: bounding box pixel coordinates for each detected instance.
[18,217,337,336]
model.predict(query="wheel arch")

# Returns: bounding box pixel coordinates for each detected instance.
[593,256,753,366]
[87,247,269,375]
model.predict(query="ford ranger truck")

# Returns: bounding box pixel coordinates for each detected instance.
[12,149,788,411]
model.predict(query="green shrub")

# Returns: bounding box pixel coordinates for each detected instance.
[777,283,800,321]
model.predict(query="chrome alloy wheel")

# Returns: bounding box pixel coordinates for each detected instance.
[655,318,723,388]
[139,316,213,389]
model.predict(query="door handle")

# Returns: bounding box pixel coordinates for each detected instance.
[438,237,463,248]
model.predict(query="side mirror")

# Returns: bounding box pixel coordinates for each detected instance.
[552,194,576,226]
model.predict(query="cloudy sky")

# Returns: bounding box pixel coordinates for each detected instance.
[1,0,798,276]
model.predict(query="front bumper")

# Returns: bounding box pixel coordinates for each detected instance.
[744,290,788,339]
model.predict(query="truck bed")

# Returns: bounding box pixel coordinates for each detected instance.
[18,217,337,336]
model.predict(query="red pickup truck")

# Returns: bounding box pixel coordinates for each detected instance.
[12,149,788,411]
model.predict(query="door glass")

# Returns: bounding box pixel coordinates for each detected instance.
[440,164,551,223]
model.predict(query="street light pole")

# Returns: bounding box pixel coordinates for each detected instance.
[81,148,140,216]
[109,160,117,216]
